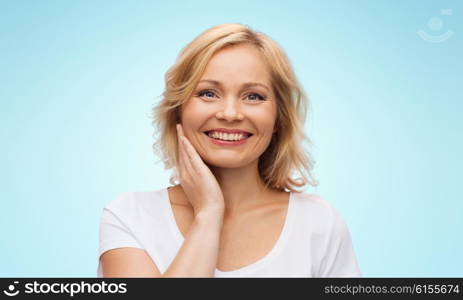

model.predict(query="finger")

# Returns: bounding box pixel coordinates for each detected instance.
[177,124,194,177]
[177,124,196,172]
[180,133,205,174]
[176,124,187,177]
[176,124,183,165]
[177,124,203,171]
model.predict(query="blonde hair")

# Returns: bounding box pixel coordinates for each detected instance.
[151,23,318,193]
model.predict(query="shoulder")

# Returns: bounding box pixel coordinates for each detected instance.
[104,191,135,211]
[289,192,361,277]
[292,192,349,235]
[103,188,166,217]
[292,192,340,220]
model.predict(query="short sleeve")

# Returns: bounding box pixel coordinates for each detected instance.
[318,206,362,277]
[98,206,144,258]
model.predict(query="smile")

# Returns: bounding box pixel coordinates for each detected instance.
[203,130,253,146]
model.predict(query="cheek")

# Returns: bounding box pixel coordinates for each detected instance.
[253,108,277,134]
[181,100,208,129]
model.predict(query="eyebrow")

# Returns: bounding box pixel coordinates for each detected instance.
[198,79,270,92]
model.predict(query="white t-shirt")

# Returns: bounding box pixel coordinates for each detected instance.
[97,188,361,277]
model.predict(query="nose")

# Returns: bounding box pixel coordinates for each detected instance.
[215,97,244,121]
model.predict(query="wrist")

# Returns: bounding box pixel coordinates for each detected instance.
[194,207,224,226]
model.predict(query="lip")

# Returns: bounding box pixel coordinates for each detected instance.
[203,132,252,146]
[204,128,252,135]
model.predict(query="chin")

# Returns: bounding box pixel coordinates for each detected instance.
[202,155,254,169]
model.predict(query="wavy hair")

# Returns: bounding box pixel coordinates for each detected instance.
[150,23,318,192]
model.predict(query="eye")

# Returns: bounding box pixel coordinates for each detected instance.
[197,90,217,99]
[245,93,266,101]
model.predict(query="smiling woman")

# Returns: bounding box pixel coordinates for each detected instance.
[154,24,317,191]
[97,23,361,278]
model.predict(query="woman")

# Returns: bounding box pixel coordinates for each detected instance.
[97,23,361,277]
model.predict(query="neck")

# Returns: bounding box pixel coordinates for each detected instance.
[209,160,272,216]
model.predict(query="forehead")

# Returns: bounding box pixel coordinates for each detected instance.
[200,43,271,86]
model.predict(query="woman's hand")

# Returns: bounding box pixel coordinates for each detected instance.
[176,123,225,217]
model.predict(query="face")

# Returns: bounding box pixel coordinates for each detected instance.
[180,43,278,169]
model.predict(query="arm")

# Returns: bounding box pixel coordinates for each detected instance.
[318,204,361,277]
[162,209,223,277]
[101,209,223,278]
[101,124,225,277]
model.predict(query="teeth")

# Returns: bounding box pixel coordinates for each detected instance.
[207,131,249,141]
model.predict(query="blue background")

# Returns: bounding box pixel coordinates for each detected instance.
[1,0,461,277]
